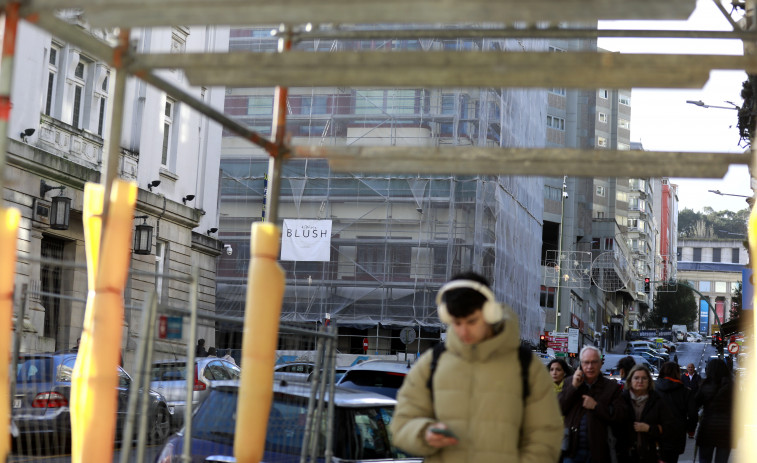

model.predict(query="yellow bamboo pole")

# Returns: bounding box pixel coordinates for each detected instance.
[70,180,137,463]
[736,200,757,462]
[0,207,21,461]
[234,222,285,463]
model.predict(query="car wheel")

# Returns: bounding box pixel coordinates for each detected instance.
[148,406,171,444]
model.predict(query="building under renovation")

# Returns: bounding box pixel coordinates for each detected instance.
[216,30,550,354]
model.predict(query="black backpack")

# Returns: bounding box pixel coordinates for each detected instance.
[425,342,533,400]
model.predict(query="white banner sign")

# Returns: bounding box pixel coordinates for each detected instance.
[280,219,332,261]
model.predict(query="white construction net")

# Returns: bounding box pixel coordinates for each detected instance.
[218,31,550,342]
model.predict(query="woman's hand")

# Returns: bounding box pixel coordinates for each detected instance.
[633,422,650,433]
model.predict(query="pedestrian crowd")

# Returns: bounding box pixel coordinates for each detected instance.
[556,350,733,463]
[389,270,735,463]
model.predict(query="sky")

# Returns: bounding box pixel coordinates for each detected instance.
[598,0,752,213]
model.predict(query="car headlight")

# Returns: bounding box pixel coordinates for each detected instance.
[156,441,175,463]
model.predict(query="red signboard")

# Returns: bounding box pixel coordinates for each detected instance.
[546,333,569,353]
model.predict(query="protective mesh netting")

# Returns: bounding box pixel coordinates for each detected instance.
[217,31,549,341]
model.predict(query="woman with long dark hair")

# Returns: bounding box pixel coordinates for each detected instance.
[695,358,734,463]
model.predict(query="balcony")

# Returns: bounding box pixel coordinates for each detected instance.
[38,115,103,171]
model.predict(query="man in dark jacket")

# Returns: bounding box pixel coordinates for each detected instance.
[559,346,628,463]
[682,363,701,393]
[656,362,697,463]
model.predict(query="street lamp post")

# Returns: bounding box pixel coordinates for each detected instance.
[686,100,739,111]
[555,176,568,332]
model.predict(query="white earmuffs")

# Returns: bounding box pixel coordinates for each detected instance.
[435,280,502,325]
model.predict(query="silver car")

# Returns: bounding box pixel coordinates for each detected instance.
[149,357,240,429]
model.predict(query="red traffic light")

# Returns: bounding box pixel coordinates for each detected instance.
[644,277,650,283]
[540,335,546,341]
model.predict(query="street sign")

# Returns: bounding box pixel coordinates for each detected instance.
[728,342,740,355]
[399,327,417,345]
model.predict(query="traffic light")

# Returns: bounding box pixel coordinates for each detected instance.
[715,334,724,353]
[539,335,547,353]
[644,277,651,293]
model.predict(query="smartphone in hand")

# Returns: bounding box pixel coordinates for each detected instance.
[430,427,458,439]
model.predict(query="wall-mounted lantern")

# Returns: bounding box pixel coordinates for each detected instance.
[40,180,71,230]
[133,215,153,255]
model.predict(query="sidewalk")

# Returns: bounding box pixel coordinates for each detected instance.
[607,340,628,355]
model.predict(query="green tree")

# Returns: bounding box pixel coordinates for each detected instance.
[645,280,698,329]
[677,207,749,239]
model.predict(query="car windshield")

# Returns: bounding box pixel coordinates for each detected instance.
[340,370,406,389]
[16,358,55,383]
[151,363,187,381]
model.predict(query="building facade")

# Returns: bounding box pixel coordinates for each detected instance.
[677,238,746,333]
[5,17,228,368]
[217,32,549,354]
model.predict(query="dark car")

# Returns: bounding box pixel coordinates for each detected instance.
[335,360,411,399]
[154,381,422,463]
[12,352,171,453]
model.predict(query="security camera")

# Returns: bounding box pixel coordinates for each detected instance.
[562,191,569,198]
[224,244,233,256]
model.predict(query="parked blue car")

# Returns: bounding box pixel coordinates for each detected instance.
[12,352,172,453]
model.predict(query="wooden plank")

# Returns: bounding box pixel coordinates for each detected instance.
[128,51,757,89]
[291,146,749,178]
[23,0,697,27]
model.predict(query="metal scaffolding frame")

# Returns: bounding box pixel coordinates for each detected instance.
[0,0,753,184]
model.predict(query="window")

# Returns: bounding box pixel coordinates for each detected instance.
[619,118,630,129]
[596,211,605,218]
[161,99,174,167]
[72,86,83,128]
[628,219,639,230]
[732,248,740,264]
[712,248,721,263]
[540,286,556,308]
[248,95,273,115]
[299,95,329,115]
[44,45,60,116]
[699,281,711,292]
[550,87,566,96]
[715,282,727,293]
[596,185,606,197]
[693,247,702,261]
[617,142,630,150]
[547,115,565,130]
[599,89,609,99]
[597,137,607,147]
[544,185,561,201]
[97,98,106,136]
[598,112,607,123]
[440,93,456,115]
[619,95,631,106]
